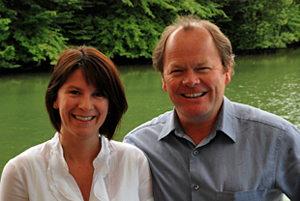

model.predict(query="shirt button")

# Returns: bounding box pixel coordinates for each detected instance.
[193,150,198,156]
[194,184,200,190]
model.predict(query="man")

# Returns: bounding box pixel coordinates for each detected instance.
[123,15,300,201]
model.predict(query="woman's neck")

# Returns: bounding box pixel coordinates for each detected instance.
[59,133,101,164]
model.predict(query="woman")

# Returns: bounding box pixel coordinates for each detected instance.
[0,46,154,201]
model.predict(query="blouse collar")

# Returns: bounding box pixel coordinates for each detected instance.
[46,133,111,201]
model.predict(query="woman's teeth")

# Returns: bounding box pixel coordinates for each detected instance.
[74,115,93,122]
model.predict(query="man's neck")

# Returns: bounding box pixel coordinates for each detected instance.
[178,111,219,146]
[181,119,216,145]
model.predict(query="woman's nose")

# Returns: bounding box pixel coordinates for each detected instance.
[78,95,94,111]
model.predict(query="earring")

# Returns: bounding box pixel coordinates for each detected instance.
[54,106,58,109]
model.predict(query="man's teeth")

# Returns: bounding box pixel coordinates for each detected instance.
[184,92,204,98]
[75,116,93,121]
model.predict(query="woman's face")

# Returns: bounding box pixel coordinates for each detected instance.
[53,68,109,140]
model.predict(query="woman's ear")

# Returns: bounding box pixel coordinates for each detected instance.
[53,101,58,109]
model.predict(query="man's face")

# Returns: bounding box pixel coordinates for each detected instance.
[162,26,231,124]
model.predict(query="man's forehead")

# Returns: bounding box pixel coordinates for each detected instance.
[168,24,209,40]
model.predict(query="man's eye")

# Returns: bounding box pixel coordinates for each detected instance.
[197,67,210,72]
[171,69,183,74]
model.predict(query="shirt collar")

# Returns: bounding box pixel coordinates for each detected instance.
[217,96,236,142]
[52,132,111,175]
[157,108,178,141]
[157,96,236,142]
[49,133,110,200]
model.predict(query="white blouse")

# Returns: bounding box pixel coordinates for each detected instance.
[0,133,153,201]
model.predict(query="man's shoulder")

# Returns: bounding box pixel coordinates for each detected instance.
[130,110,172,133]
[230,101,294,130]
[123,110,173,143]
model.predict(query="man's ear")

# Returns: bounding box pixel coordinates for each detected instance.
[162,76,168,92]
[225,65,231,85]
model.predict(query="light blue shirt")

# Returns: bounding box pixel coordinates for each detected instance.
[124,96,300,201]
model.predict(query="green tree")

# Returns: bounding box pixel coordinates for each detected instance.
[0,15,15,68]
[1,0,300,68]
[0,0,16,68]
[0,0,74,67]
[217,0,300,52]
[0,0,226,67]
[63,0,226,59]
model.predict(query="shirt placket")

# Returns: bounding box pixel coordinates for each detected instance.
[190,147,205,201]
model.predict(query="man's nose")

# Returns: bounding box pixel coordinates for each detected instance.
[182,70,200,87]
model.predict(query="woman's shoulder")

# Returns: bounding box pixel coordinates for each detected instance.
[108,139,148,162]
[4,135,57,171]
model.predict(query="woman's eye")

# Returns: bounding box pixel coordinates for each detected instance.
[69,90,79,95]
[95,92,104,97]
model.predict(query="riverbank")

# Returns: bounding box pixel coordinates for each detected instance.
[1,47,299,75]
[0,56,152,76]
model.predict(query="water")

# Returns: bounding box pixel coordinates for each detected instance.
[0,73,54,176]
[0,49,299,200]
[226,49,300,128]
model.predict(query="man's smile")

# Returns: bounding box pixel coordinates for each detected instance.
[181,92,207,98]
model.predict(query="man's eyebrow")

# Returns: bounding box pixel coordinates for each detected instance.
[169,60,209,68]
[194,60,209,66]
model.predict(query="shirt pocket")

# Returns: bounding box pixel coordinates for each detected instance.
[217,189,266,201]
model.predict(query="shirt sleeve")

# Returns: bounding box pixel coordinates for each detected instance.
[275,124,300,200]
[0,160,29,201]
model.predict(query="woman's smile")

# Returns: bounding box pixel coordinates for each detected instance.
[72,115,95,122]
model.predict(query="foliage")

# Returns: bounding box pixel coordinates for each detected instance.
[0,0,300,68]
[0,15,15,68]
[217,0,300,52]
[0,0,225,67]
[0,0,74,67]
[63,0,225,59]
